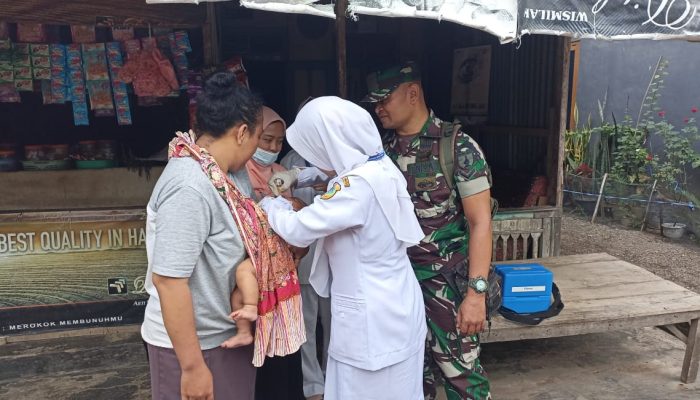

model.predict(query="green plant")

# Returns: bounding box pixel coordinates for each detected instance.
[636,57,668,132]
[653,114,700,186]
[611,115,653,183]
[588,94,616,176]
[564,105,592,173]
[590,121,616,176]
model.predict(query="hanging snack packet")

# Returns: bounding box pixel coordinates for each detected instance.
[17,23,46,43]
[71,25,96,44]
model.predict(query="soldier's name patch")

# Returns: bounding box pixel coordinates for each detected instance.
[408,160,440,176]
[321,182,343,200]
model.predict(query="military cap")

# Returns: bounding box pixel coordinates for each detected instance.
[362,61,422,103]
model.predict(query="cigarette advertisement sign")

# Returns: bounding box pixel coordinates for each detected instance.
[0,210,148,335]
[519,0,700,39]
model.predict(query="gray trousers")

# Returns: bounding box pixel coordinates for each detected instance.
[147,342,255,400]
[300,283,331,397]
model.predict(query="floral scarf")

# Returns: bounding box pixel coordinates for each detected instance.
[169,131,305,367]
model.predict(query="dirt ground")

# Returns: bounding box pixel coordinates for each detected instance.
[1,211,699,400]
[560,210,700,294]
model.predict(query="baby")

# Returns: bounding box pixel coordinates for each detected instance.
[221,197,308,349]
[221,258,258,349]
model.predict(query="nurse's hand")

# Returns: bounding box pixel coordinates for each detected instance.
[456,295,486,336]
[269,168,301,196]
[289,197,307,211]
[259,196,293,214]
[290,245,309,265]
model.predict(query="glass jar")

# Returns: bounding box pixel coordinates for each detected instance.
[24,144,45,161]
[96,140,117,160]
[45,144,69,161]
[78,140,98,160]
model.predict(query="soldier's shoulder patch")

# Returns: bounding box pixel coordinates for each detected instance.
[321,182,343,200]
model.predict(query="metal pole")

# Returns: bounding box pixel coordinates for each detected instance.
[335,0,348,98]
[591,173,608,224]
[640,179,658,232]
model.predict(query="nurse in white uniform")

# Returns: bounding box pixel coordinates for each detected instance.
[260,96,428,400]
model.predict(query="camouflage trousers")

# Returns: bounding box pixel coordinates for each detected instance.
[421,274,491,400]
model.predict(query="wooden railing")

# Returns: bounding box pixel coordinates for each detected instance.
[492,207,561,262]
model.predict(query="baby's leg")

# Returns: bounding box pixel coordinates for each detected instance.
[232,258,258,321]
[221,259,258,349]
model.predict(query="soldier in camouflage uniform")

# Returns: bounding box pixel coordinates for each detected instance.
[362,62,493,400]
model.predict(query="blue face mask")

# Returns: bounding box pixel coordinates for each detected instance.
[252,147,280,166]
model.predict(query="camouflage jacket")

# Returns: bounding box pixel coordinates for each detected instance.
[384,111,492,280]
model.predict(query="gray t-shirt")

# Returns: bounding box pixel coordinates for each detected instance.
[141,157,245,350]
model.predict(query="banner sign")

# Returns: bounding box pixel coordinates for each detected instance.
[349,0,518,43]
[240,0,336,19]
[519,0,700,39]
[146,0,336,19]
[0,210,148,335]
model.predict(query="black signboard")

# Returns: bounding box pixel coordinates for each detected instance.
[519,0,700,39]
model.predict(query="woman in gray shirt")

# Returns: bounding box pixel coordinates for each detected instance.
[142,72,264,400]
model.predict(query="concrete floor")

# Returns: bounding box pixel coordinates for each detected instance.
[1,326,698,400]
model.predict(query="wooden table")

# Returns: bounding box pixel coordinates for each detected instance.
[482,253,700,384]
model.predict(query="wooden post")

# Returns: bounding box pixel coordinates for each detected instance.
[681,318,699,383]
[591,173,608,224]
[203,2,220,66]
[640,179,658,232]
[335,0,348,98]
[554,37,571,210]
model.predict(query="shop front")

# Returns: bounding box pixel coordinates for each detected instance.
[10,0,692,336]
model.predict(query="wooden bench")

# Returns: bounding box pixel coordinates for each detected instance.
[482,253,700,384]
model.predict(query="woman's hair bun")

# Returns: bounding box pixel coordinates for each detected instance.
[195,71,263,137]
[204,72,237,98]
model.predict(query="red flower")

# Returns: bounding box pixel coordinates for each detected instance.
[692,107,698,113]
[575,163,593,177]
[646,154,653,161]
[685,118,690,123]
[658,111,666,118]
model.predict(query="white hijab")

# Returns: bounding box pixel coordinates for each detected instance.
[286,97,425,296]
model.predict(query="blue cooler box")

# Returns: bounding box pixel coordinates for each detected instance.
[494,263,553,313]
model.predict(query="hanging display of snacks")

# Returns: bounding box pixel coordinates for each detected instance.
[169,31,192,90]
[111,26,135,42]
[106,42,132,125]
[12,43,32,92]
[124,39,141,57]
[141,37,157,51]
[119,47,179,98]
[82,44,109,81]
[82,43,115,116]
[67,44,89,126]
[0,40,12,84]
[0,39,19,103]
[49,44,67,104]
[157,33,179,97]
[17,23,46,43]
[0,67,11,83]
[41,80,56,104]
[70,25,96,44]
[0,83,20,103]
[31,44,50,81]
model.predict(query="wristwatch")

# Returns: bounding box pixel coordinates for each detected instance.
[467,276,488,294]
